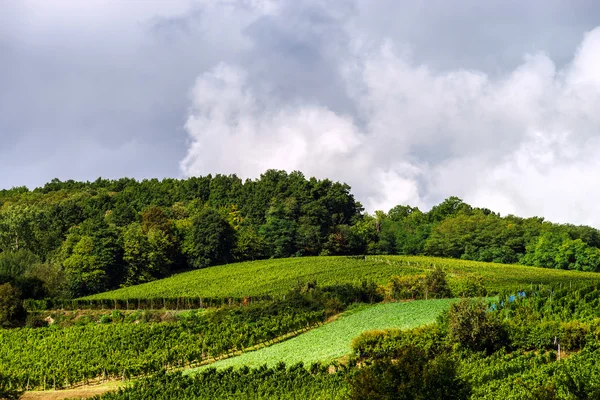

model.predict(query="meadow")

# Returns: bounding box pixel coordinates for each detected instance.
[187,299,455,372]
[82,255,600,301]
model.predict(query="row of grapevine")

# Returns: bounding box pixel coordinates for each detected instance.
[96,364,350,400]
[81,255,600,301]
[24,295,279,311]
[0,296,327,390]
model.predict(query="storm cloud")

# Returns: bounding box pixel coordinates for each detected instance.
[2,1,600,225]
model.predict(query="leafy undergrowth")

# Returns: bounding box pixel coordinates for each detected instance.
[81,256,600,301]
[186,299,454,372]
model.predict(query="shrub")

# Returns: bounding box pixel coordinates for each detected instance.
[447,298,508,354]
[0,283,27,328]
[456,274,487,297]
[351,325,446,360]
[348,346,470,400]
[389,268,452,300]
[389,275,426,300]
[25,313,48,328]
[423,267,452,299]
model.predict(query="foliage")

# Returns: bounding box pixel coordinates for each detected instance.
[447,298,508,354]
[0,372,23,400]
[455,273,488,297]
[389,274,426,300]
[184,208,235,268]
[2,173,600,299]
[0,283,26,328]
[0,292,333,390]
[351,324,447,360]
[96,365,349,400]
[388,266,452,300]
[82,255,600,302]
[191,299,454,371]
[347,346,470,400]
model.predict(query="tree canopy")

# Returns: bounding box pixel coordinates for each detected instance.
[1,170,600,299]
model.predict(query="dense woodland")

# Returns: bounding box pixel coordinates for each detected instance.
[1,170,600,302]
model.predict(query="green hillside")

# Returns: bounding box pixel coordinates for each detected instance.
[83,255,600,301]
[187,299,454,372]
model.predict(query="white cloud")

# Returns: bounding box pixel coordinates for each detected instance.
[181,25,600,227]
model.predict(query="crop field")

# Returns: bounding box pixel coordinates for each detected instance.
[82,256,600,301]
[186,299,455,372]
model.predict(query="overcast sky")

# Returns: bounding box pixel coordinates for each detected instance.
[2,0,600,225]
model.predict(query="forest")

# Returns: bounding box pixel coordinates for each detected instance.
[1,169,600,305]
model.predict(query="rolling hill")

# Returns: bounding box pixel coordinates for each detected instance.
[82,255,600,301]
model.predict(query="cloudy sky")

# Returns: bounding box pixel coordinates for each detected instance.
[2,0,600,226]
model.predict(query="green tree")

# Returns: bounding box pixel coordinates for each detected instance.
[184,208,235,268]
[447,298,508,354]
[60,219,122,297]
[348,346,470,400]
[0,283,26,328]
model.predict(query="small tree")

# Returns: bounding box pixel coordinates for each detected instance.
[424,267,452,299]
[0,283,27,328]
[447,298,507,354]
[348,346,470,400]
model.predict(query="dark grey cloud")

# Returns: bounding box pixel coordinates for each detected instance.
[2,0,600,227]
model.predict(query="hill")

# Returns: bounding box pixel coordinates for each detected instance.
[82,255,600,301]
[3,171,600,304]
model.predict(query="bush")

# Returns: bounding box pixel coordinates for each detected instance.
[447,298,508,354]
[348,346,470,400]
[424,267,452,299]
[0,283,27,328]
[456,274,487,297]
[389,275,426,300]
[388,268,452,300]
[25,313,48,328]
[351,325,446,360]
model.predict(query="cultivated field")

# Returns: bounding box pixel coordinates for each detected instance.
[82,255,600,301]
[188,299,456,371]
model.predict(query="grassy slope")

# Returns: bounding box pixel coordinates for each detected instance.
[185,299,454,373]
[83,256,600,301]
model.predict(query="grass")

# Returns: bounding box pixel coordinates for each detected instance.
[185,299,455,373]
[82,255,600,301]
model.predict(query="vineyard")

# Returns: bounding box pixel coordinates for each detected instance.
[4,259,600,399]
[81,256,600,302]
[0,293,330,390]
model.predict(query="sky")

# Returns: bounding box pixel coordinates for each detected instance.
[2,0,600,226]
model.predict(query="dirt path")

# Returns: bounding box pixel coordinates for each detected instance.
[22,382,124,400]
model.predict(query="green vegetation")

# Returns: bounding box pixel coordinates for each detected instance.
[83,255,600,301]
[97,365,349,400]
[2,172,600,303]
[188,300,454,371]
[4,171,600,398]
[0,292,334,390]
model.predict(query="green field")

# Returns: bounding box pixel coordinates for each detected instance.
[185,299,454,372]
[83,256,600,301]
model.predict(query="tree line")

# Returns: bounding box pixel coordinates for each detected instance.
[1,170,600,301]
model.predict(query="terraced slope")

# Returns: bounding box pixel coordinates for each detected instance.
[83,256,600,301]
[185,299,453,372]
